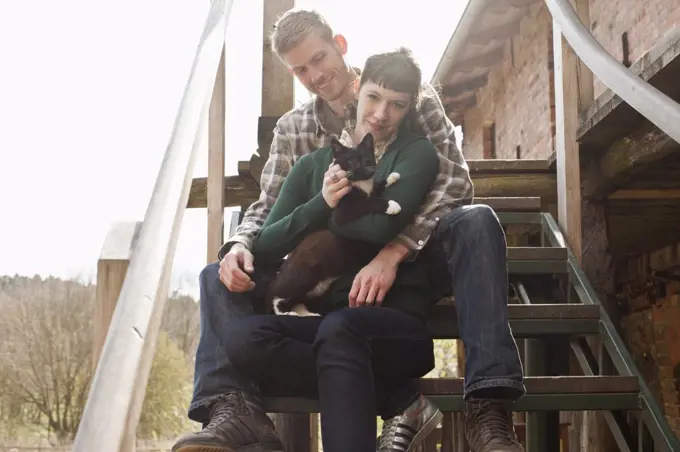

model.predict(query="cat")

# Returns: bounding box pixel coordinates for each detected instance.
[267,132,401,317]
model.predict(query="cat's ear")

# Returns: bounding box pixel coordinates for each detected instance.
[358,132,374,150]
[330,137,347,158]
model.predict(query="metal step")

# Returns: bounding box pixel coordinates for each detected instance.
[474,197,542,212]
[263,376,640,413]
[508,246,569,274]
[427,304,601,338]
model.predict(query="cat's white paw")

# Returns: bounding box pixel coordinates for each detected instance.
[386,172,401,187]
[386,200,401,215]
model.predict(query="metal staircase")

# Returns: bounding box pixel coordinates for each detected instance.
[70,0,680,451]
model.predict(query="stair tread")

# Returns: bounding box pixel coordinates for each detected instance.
[417,375,639,394]
[508,246,566,260]
[473,197,542,211]
[262,377,640,413]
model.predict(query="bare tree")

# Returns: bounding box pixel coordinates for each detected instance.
[0,276,94,443]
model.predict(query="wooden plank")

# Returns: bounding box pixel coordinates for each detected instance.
[553,7,582,263]
[207,45,226,262]
[508,246,567,261]
[474,197,542,211]
[471,173,557,201]
[582,124,680,199]
[188,174,553,209]
[467,159,552,173]
[188,175,260,209]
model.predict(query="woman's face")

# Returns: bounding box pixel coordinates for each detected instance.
[355,81,412,143]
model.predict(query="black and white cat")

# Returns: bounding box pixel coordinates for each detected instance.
[267,133,401,316]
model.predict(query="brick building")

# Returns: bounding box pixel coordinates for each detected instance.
[433,0,680,449]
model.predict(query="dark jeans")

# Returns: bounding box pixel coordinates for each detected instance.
[188,204,525,422]
[224,308,433,452]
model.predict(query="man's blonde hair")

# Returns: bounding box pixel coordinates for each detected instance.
[270,9,335,56]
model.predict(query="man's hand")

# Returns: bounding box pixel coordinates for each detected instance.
[219,243,255,292]
[349,241,410,307]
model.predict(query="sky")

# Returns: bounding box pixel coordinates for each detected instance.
[0,0,468,298]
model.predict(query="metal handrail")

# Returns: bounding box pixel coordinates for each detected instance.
[541,213,680,452]
[71,0,234,450]
[545,0,680,144]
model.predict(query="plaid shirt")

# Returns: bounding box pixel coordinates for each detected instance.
[218,82,474,261]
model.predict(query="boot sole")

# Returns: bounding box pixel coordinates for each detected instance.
[406,409,444,452]
[174,443,283,452]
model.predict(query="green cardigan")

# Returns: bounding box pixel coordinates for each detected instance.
[252,130,440,318]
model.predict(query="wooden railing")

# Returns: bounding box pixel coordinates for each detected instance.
[546,1,680,450]
[71,0,234,450]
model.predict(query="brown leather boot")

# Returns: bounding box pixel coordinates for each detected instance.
[172,391,283,452]
[464,398,524,452]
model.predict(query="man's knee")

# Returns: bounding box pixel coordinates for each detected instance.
[441,204,503,239]
[224,318,268,372]
[199,262,221,290]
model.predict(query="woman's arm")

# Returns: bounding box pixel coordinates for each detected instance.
[252,156,332,263]
[330,138,440,243]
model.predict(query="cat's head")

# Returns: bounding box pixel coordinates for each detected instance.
[330,133,377,181]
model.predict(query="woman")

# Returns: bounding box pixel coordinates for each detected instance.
[225,48,442,452]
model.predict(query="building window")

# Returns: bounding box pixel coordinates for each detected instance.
[483,122,496,159]
[516,145,521,159]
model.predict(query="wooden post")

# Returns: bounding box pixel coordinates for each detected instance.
[207,46,226,262]
[93,221,142,451]
[93,221,142,370]
[553,5,582,263]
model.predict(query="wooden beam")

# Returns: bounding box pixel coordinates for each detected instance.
[575,0,594,111]
[250,0,295,184]
[207,46,226,263]
[188,175,260,208]
[609,189,680,200]
[442,74,488,99]
[552,7,582,262]
[582,125,679,199]
[467,19,522,43]
[455,47,505,72]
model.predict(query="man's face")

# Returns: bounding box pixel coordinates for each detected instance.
[281,32,351,103]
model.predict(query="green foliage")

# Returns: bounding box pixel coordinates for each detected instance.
[138,331,199,439]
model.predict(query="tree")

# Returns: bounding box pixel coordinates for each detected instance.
[0,276,94,443]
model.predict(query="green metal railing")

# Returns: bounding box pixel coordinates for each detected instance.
[542,212,680,452]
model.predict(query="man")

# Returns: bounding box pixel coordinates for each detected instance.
[173,8,525,452]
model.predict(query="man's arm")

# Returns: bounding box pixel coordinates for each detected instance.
[391,83,474,259]
[217,123,294,260]
[251,157,332,265]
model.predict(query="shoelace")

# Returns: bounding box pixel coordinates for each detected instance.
[467,400,519,446]
[206,392,248,428]
[378,416,402,451]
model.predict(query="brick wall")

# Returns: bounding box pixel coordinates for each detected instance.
[617,242,680,437]
[461,4,554,161]
[589,0,680,98]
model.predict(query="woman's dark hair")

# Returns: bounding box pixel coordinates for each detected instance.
[359,47,423,126]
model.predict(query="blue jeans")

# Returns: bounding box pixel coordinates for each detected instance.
[188,204,525,423]
[224,309,434,452]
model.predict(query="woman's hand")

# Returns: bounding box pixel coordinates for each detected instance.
[322,163,351,208]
